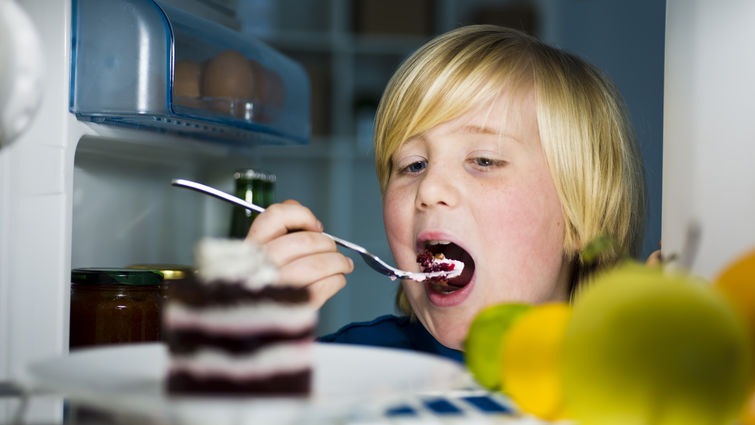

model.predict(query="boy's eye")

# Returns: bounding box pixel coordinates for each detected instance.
[404,161,427,173]
[471,157,501,167]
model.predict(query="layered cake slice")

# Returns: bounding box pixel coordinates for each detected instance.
[164,239,316,395]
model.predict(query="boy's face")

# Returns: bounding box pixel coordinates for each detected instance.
[383,90,570,350]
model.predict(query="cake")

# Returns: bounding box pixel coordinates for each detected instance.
[415,249,464,281]
[163,239,316,395]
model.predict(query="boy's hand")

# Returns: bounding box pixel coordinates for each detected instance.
[646,240,663,266]
[645,249,663,266]
[246,200,354,309]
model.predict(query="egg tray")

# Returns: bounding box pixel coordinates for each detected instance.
[69,0,310,145]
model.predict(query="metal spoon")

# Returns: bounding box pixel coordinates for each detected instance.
[171,179,463,282]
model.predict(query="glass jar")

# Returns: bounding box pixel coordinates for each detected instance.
[69,268,164,349]
[125,264,194,301]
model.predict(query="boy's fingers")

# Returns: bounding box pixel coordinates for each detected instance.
[247,201,323,244]
[276,252,354,288]
[307,274,349,309]
[264,231,338,267]
[646,249,663,266]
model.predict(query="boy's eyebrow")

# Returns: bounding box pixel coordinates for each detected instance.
[456,125,501,136]
[456,125,523,144]
[406,124,520,144]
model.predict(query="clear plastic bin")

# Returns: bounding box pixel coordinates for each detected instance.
[70,0,310,145]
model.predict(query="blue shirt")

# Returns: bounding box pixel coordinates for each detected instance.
[318,314,465,363]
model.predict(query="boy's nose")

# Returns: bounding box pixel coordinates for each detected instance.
[415,165,460,210]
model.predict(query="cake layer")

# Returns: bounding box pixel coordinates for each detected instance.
[196,239,278,290]
[168,343,312,379]
[167,369,311,395]
[166,326,314,355]
[169,278,310,307]
[164,302,317,335]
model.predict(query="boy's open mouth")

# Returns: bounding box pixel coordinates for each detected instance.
[416,241,476,294]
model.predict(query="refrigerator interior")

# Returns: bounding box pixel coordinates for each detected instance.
[1,0,677,422]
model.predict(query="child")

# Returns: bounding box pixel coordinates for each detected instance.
[247,25,646,361]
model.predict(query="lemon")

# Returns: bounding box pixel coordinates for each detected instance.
[563,263,752,425]
[500,302,571,421]
[464,303,532,390]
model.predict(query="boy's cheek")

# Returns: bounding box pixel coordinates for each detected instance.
[383,191,413,243]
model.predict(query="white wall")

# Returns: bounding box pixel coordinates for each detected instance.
[663,0,755,278]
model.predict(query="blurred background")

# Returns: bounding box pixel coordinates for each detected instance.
[166,0,666,335]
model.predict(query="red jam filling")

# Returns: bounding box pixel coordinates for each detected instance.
[416,249,456,282]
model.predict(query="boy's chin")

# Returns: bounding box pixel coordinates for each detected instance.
[417,311,473,351]
[432,326,468,351]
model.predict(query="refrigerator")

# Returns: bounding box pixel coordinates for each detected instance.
[4,0,755,422]
[1,0,310,421]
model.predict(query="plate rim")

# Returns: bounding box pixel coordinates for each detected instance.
[26,341,473,420]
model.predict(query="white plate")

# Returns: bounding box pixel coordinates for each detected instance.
[28,342,473,424]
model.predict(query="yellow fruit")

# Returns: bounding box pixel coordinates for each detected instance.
[741,388,755,425]
[500,302,571,421]
[464,303,532,390]
[715,248,755,344]
[563,263,752,425]
[714,248,755,424]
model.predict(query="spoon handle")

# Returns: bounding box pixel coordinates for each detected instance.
[172,179,264,214]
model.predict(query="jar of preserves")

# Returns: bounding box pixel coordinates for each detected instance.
[125,264,194,301]
[69,268,164,349]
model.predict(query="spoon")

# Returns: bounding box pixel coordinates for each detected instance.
[171,179,463,282]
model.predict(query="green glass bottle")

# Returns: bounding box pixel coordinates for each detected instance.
[263,173,276,207]
[229,169,275,238]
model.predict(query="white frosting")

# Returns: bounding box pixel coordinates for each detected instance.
[164,302,317,335]
[169,342,312,379]
[195,238,278,290]
[408,258,465,282]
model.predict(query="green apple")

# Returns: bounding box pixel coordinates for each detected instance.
[465,302,532,390]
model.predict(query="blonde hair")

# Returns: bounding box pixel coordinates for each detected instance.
[374,25,646,313]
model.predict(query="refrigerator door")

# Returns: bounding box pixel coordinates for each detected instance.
[663,0,755,277]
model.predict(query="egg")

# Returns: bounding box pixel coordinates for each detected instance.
[173,59,202,98]
[201,50,257,101]
[262,67,286,109]
[251,61,286,122]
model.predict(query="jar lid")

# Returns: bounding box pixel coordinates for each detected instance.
[71,268,163,286]
[125,264,194,280]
